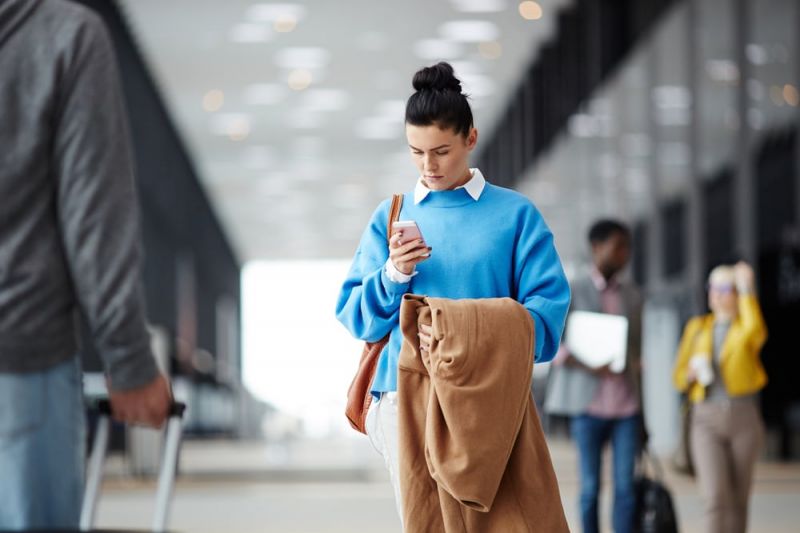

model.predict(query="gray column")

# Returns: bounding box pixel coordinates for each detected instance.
[734,0,756,263]
[687,0,706,313]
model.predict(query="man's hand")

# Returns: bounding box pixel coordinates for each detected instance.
[109,373,172,428]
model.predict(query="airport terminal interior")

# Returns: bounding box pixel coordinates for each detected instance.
[9,0,800,531]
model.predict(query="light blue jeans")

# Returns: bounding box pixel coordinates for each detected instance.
[0,357,85,530]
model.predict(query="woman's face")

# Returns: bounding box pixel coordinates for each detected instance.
[406,124,477,191]
[708,278,737,318]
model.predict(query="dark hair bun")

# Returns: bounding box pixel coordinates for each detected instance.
[412,62,463,93]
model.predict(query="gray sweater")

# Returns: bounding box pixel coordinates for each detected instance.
[0,0,157,389]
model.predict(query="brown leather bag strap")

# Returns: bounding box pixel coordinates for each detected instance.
[387,194,403,243]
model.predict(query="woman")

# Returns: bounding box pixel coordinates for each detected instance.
[335,62,570,520]
[672,261,768,533]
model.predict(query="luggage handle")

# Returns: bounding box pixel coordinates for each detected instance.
[80,399,187,532]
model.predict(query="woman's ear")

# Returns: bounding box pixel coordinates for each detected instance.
[466,127,478,151]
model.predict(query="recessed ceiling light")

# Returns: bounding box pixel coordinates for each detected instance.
[519,1,543,21]
[229,23,273,43]
[210,113,251,138]
[247,3,307,23]
[275,47,331,70]
[288,69,313,91]
[243,83,287,106]
[439,20,499,42]
[202,89,224,112]
[478,41,502,59]
[450,0,507,13]
[274,15,298,33]
[784,84,799,106]
[414,39,464,60]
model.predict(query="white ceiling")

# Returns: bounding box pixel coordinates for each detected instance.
[119,0,569,262]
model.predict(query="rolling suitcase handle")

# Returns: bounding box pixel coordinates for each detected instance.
[80,400,187,532]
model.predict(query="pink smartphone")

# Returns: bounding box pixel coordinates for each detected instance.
[393,220,424,245]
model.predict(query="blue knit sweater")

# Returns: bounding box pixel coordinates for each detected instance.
[336,181,570,395]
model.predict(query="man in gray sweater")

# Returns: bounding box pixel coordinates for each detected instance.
[0,0,171,528]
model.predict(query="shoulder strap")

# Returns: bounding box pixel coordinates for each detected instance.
[386,194,403,244]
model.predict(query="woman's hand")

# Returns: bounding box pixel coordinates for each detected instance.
[418,323,433,353]
[734,261,755,293]
[389,231,431,275]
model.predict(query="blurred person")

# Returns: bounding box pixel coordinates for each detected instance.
[672,262,767,533]
[0,0,171,529]
[544,220,644,533]
[336,62,570,524]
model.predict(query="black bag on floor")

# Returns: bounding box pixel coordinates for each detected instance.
[634,448,679,533]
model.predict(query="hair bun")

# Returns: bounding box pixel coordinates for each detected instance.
[412,62,463,93]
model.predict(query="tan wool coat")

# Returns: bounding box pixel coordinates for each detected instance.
[397,294,569,533]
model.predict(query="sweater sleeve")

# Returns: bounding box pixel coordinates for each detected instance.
[335,201,411,342]
[52,10,158,390]
[513,204,571,363]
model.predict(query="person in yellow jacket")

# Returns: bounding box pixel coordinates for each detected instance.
[673,261,767,533]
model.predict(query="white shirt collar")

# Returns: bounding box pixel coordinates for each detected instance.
[414,168,487,205]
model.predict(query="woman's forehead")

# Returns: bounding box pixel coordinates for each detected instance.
[405,123,460,146]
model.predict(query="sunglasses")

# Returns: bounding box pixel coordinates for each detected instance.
[707,283,735,294]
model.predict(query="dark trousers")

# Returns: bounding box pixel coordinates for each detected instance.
[571,413,640,533]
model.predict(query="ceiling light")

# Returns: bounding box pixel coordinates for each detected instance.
[705,59,739,83]
[243,83,287,105]
[770,85,785,106]
[784,84,799,107]
[439,20,499,42]
[450,0,507,13]
[414,39,464,60]
[229,23,273,43]
[519,1,543,20]
[275,47,331,70]
[274,15,297,33]
[745,44,768,65]
[288,69,313,91]
[478,41,502,59]
[202,89,224,112]
[210,113,251,138]
[247,3,307,23]
[652,86,691,109]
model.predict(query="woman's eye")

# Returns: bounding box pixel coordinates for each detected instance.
[436,151,449,156]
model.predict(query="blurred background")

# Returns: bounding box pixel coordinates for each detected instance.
[67,0,798,531]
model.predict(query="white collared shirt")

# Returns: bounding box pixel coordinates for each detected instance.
[413,167,487,204]
[386,168,487,283]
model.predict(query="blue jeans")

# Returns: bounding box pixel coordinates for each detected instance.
[0,357,85,530]
[571,414,640,533]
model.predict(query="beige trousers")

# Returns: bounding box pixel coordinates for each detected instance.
[690,399,764,533]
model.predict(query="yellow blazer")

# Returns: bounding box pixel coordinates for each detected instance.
[673,294,768,403]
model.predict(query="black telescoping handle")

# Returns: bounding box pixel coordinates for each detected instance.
[96,399,186,418]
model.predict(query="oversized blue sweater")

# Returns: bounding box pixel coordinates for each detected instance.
[336,182,570,395]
